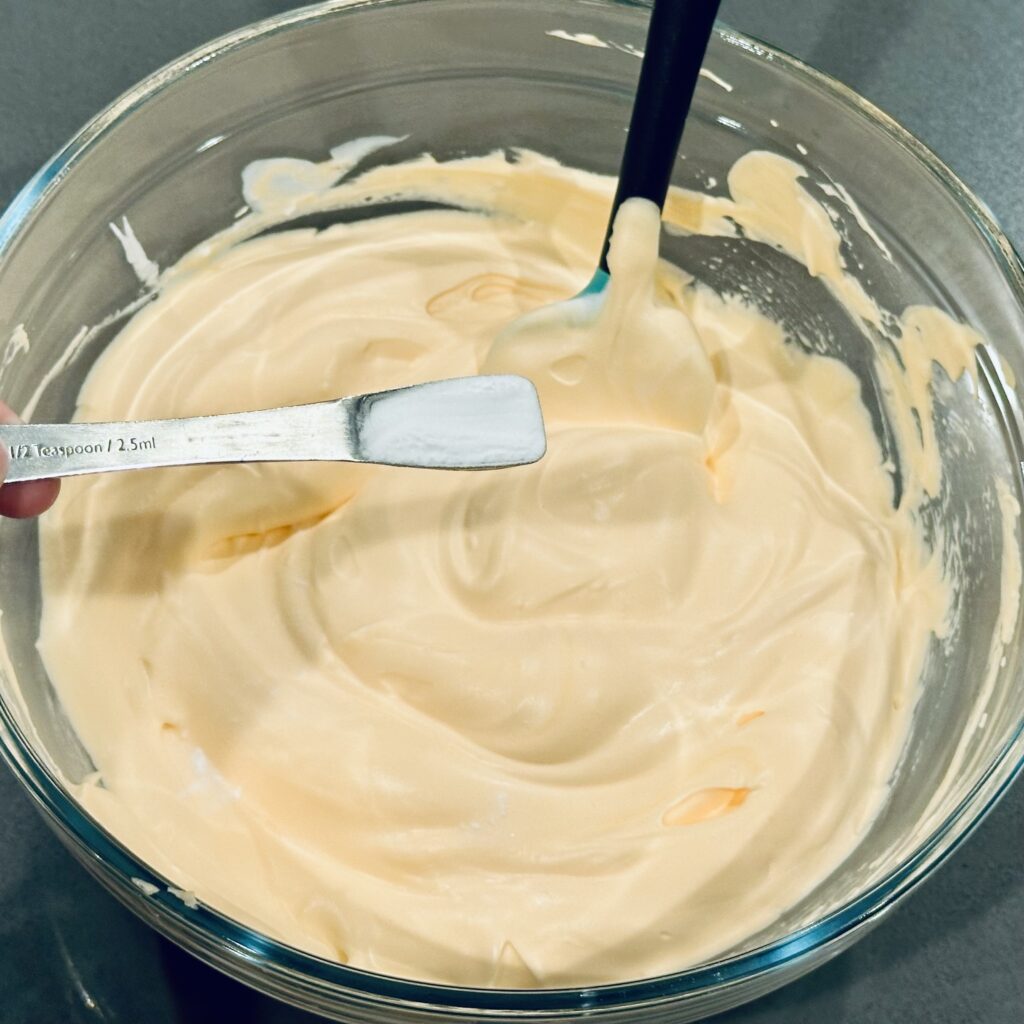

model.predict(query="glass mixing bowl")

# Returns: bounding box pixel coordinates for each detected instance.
[1,1,1022,1020]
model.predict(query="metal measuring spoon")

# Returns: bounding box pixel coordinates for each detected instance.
[0,374,546,483]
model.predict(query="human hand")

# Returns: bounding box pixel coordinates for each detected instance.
[0,402,60,517]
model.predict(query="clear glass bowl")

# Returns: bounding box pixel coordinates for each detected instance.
[1,1,1022,1020]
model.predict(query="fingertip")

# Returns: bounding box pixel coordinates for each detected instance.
[0,402,61,518]
[0,478,61,519]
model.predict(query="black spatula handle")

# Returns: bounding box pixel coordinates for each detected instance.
[599,0,723,271]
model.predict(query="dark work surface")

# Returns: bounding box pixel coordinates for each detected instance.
[1,1,1022,1022]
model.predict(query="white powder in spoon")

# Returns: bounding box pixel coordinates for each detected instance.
[353,375,546,469]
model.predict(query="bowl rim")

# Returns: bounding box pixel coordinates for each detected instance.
[1,0,1023,1013]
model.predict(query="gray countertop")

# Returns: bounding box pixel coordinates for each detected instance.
[1,2,1022,1021]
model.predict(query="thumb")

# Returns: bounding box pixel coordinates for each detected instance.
[0,400,60,517]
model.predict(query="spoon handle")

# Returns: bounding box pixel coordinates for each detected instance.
[0,403,345,483]
[0,375,546,482]
[599,0,723,270]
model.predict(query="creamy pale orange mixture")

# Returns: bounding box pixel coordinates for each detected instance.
[37,148,977,985]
